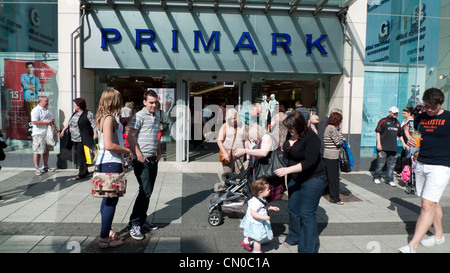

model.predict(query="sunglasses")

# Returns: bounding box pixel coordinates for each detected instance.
[423,104,439,110]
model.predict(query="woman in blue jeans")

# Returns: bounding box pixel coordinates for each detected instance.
[94,89,133,249]
[274,111,326,253]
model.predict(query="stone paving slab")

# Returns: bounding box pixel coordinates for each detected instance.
[1,164,450,254]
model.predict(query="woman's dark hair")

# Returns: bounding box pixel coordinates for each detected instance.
[413,105,423,116]
[402,107,413,114]
[283,111,308,139]
[73,98,87,110]
[327,112,343,127]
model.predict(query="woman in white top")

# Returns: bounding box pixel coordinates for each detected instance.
[95,89,133,249]
[217,108,249,174]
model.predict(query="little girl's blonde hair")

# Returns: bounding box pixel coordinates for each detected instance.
[251,178,269,197]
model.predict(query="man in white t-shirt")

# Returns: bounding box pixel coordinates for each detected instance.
[31,96,57,176]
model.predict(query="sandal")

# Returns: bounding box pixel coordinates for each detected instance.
[98,238,124,249]
[109,230,124,241]
[334,201,344,205]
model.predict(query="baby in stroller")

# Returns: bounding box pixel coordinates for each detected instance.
[401,150,419,194]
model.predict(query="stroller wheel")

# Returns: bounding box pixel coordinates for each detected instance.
[208,210,223,226]
[405,187,411,194]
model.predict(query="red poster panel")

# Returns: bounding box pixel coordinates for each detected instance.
[3,59,57,140]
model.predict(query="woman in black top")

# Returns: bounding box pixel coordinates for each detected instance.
[60,98,97,180]
[274,111,326,253]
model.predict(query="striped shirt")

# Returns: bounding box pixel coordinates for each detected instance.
[295,107,310,121]
[323,125,343,160]
[129,108,160,157]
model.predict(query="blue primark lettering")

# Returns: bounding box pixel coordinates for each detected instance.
[306,34,327,54]
[234,32,257,52]
[101,28,121,49]
[194,31,220,51]
[136,29,156,50]
[172,30,178,51]
[271,33,292,53]
[100,28,328,55]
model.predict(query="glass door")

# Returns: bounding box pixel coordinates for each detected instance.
[178,72,250,162]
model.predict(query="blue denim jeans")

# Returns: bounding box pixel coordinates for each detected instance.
[285,175,326,253]
[129,159,158,226]
[97,163,123,239]
[374,150,397,183]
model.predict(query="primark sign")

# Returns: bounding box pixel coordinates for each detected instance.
[101,29,328,55]
[83,9,344,74]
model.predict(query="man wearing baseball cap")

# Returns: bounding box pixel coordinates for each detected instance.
[373,106,407,186]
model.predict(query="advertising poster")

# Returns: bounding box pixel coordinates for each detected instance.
[3,59,57,140]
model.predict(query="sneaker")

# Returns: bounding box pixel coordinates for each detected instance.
[141,221,158,232]
[128,224,144,240]
[42,166,54,172]
[387,181,396,187]
[421,235,445,247]
[240,240,252,251]
[374,178,381,184]
[398,245,416,253]
[35,168,44,176]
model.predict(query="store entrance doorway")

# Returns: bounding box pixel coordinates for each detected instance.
[188,80,240,162]
[178,72,251,162]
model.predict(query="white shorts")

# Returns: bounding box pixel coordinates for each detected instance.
[415,162,450,202]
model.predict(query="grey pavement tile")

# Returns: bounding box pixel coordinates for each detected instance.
[1,166,450,254]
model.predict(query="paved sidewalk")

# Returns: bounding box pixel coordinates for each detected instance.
[0,162,449,253]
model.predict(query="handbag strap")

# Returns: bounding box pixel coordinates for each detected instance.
[231,126,237,150]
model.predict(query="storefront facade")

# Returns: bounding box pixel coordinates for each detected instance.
[81,0,354,162]
[1,0,368,168]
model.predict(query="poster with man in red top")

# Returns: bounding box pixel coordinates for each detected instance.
[3,59,57,140]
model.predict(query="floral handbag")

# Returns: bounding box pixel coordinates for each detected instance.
[91,171,127,198]
[91,115,127,198]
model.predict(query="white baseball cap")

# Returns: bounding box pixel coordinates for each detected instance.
[389,106,399,113]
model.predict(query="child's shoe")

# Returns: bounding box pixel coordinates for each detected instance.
[240,240,252,251]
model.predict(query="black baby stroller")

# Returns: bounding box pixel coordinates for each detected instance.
[208,159,253,226]
[400,154,417,195]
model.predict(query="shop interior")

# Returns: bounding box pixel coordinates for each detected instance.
[100,75,320,162]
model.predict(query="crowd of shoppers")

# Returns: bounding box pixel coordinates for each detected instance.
[1,86,448,254]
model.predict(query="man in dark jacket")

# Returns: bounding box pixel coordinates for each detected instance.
[373,106,407,186]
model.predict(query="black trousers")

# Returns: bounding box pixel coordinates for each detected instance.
[73,142,89,177]
[129,158,158,226]
[323,158,341,203]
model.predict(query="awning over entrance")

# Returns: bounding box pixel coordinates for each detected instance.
[81,0,357,15]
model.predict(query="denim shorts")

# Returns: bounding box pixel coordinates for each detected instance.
[96,163,123,173]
